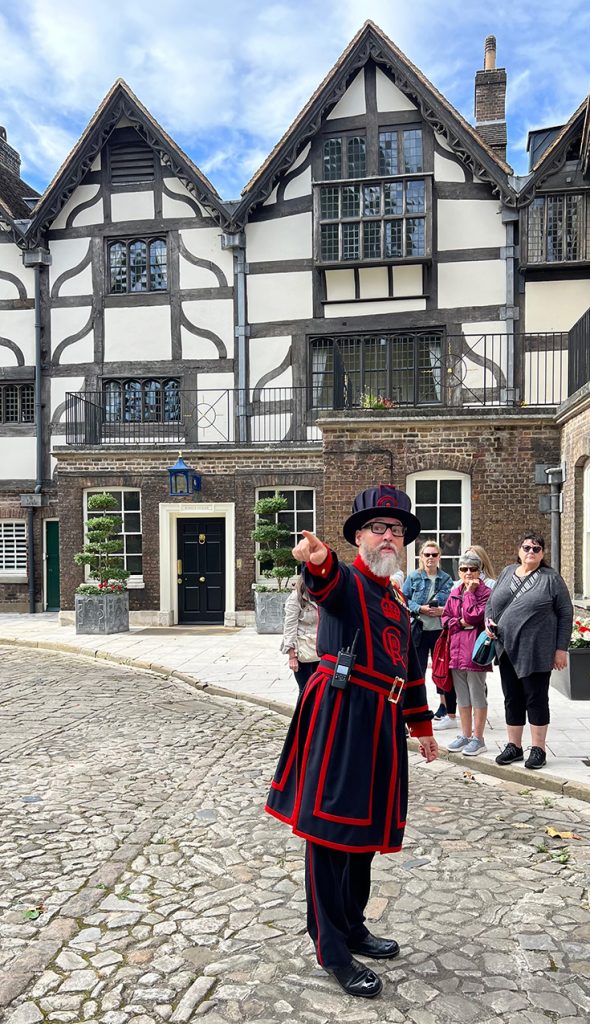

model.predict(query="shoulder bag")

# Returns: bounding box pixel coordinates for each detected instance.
[431,626,452,692]
[472,573,531,666]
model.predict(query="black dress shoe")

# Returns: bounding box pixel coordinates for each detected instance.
[326,957,383,998]
[349,932,400,960]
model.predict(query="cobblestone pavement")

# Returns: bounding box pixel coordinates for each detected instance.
[1,647,590,1024]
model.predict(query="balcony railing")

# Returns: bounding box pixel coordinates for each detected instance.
[64,332,572,447]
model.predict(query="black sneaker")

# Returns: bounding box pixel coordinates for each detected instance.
[433,704,447,720]
[525,746,547,770]
[495,742,524,765]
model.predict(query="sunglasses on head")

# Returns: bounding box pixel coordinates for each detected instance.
[521,544,542,553]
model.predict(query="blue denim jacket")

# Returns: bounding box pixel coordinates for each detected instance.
[402,568,453,615]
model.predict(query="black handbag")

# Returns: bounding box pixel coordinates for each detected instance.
[410,615,423,644]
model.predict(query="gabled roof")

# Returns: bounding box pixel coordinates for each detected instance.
[518,93,590,203]
[0,164,39,221]
[235,20,514,222]
[26,79,231,242]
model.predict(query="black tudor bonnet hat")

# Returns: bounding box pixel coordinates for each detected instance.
[343,484,421,546]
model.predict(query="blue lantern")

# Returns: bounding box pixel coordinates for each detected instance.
[168,452,201,496]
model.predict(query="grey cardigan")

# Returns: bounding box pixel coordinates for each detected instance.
[485,564,573,677]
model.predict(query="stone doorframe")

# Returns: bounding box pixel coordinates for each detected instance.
[159,502,236,626]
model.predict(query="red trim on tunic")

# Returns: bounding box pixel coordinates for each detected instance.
[306,549,333,576]
[270,671,325,792]
[291,675,329,825]
[382,700,399,848]
[408,721,434,738]
[403,703,430,716]
[352,554,390,587]
[314,693,385,825]
[354,573,374,670]
[311,572,340,602]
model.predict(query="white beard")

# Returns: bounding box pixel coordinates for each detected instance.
[359,540,401,578]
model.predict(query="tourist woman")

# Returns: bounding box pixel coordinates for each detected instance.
[281,575,319,695]
[485,531,573,770]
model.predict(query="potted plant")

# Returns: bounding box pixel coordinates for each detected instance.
[252,492,297,633]
[551,614,590,701]
[360,390,397,411]
[74,492,130,634]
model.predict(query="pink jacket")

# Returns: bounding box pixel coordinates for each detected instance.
[441,581,492,672]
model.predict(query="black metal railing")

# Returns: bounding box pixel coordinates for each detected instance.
[64,332,574,446]
[569,308,590,396]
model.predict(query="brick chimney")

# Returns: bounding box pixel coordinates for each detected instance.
[0,127,22,177]
[474,35,507,162]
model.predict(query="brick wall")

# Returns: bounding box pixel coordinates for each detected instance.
[559,396,590,597]
[318,413,560,575]
[0,493,58,612]
[55,446,324,612]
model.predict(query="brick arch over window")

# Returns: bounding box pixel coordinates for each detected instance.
[404,455,472,477]
[405,470,471,579]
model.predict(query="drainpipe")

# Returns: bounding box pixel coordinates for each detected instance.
[21,246,51,613]
[221,231,248,443]
[544,465,565,573]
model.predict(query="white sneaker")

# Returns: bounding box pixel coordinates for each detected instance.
[433,715,456,731]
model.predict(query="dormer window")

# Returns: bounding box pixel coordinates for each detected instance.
[315,126,429,264]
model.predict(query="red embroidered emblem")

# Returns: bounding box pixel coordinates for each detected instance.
[382,626,402,665]
[377,494,398,507]
[381,596,401,621]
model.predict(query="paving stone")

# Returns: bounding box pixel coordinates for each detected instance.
[6,1003,44,1024]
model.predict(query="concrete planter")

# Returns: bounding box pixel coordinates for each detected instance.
[75,592,130,635]
[551,648,590,701]
[254,590,290,634]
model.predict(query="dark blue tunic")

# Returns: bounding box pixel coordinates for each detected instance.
[265,551,432,853]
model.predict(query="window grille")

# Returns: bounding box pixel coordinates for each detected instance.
[0,383,34,423]
[103,379,180,423]
[311,333,443,408]
[256,488,315,578]
[527,193,590,263]
[108,237,168,293]
[0,520,27,574]
[409,473,470,580]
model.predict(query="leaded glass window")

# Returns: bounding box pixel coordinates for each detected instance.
[103,379,181,423]
[527,193,590,263]
[0,383,34,424]
[107,237,168,292]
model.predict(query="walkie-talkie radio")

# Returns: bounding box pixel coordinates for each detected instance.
[331,629,360,690]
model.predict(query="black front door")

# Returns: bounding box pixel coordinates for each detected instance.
[177,518,225,624]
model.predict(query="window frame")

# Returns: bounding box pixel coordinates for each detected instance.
[314,124,431,267]
[0,382,35,425]
[106,236,168,294]
[254,487,316,582]
[525,190,590,265]
[83,488,144,586]
[102,378,181,424]
[583,462,590,600]
[405,470,471,580]
[0,519,27,580]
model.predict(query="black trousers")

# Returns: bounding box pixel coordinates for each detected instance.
[498,653,551,727]
[415,628,457,715]
[305,841,374,969]
[294,661,319,695]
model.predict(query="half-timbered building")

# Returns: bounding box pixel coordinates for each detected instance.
[0,21,589,623]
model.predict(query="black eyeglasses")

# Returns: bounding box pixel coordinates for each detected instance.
[521,544,542,553]
[459,566,479,573]
[363,522,406,537]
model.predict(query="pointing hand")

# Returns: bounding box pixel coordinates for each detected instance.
[292,530,328,565]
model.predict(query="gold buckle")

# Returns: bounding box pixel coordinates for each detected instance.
[388,676,404,704]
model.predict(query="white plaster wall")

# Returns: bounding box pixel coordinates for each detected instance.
[375,67,417,112]
[359,267,388,299]
[461,320,505,337]
[525,351,568,404]
[104,305,172,361]
[181,299,234,358]
[163,177,207,218]
[290,144,311,172]
[437,200,505,250]
[0,245,34,299]
[49,239,93,297]
[247,272,313,323]
[393,265,423,296]
[284,165,312,200]
[263,184,279,207]
[193,372,236,444]
[327,69,366,118]
[325,270,355,301]
[0,309,35,365]
[51,185,102,230]
[249,336,292,388]
[325,299,427,317]
[111,190,155,222]
[437,261,506,308]
[0,436,36,479]
[180,227,233,285]
[51,307,94,364]
[434,150,466,182]
[90,154,101,171]
[180,331,220,359]
[247,213,312,262]
[50,376,84,422]
[525,279,590,332]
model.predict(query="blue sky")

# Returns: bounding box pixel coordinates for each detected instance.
[1,0,589,200]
